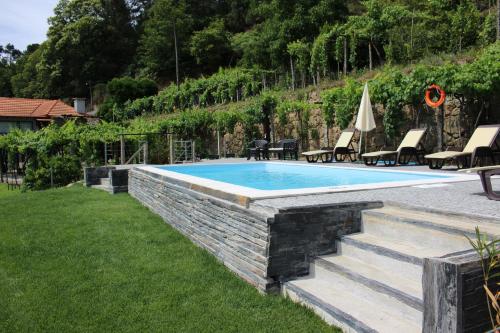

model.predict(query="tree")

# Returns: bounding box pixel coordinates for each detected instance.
[138,0,192,83]
[10,44,47,98]
[33,0,137,98]
[0,44,23,96]
[450,0,481,52]
[287,40,310,89]
[189,19,232,73]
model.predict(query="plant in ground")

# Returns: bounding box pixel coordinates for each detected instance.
[467,227,500,331]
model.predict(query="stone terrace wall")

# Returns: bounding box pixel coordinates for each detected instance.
[128,167,379,292]
[219,96,500,157]
[129,168,276,292]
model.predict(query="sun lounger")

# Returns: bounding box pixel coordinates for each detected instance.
[302,129,357,163]
[425,125,500,169]
[268,139,299,160]
[247,139,269,160]
[459,165,500,201]
[362,128,427,166]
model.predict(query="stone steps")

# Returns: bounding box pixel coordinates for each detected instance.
[315,255,422,310]
[364,205,500,240]
[284,264,422,333]
[283,204,486,332]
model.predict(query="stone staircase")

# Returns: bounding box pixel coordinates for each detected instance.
[282,205,500,333]
[91,176,113,193]
[84,166,129,194]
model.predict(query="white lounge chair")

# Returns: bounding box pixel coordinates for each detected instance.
[362,128,427,166]
[302,129,356,163]
[425,125,500,169]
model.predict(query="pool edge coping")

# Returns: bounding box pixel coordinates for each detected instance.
[135,162,478,207]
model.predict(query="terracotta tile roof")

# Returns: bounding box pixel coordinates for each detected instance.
[0,97,83,119]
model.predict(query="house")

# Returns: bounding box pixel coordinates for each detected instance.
[0,97,88,134]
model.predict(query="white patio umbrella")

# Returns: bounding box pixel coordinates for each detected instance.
[355,83,376,156]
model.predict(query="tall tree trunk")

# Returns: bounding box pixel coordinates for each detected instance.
[368,40,373,71]
[173,21,180,87]
[372,42,384,65]
[343,38,347,76]
[301,71,306,89]
[290,56,295,91]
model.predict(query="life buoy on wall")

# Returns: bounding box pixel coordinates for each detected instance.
[425,84,446,108]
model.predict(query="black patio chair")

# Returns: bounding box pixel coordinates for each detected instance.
[268,139,299,160]
[247,140,270,160]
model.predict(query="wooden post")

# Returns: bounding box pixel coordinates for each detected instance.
[192,141,196,163]
[120,135,125,165]
[436,106,444,151]
[104,142,108,166]
[343,38,348,76]
[223,136,226,158]
[169,134,174,164]
[143,141,149,164]
[217,130,221,158]
[368,41,373,71]
[323,124,329,147]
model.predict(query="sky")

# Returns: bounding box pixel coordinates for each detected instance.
[0,0,59,51]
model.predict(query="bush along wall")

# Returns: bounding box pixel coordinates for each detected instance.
[0,121,127,191]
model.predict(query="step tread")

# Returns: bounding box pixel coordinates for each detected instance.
[338,241,422,283]
[361,212,472,251]
[91,184,112,192]
[372,206,500,238]
[318,254,422,302]
[342,233,457,263]
[285,266,422,333]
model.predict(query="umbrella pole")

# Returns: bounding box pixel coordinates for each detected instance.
[364,131,367,155]
[358,131,363,158]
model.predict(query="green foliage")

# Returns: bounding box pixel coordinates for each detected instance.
[190,19,232,71]
[98,77,158,121]
[23,155,81,191]
[288,40,311,86]
[321,78,362,129]
[450,0,481,52]
[37,0,135,97]
[479,12,497,47]
[123,96,155,119]
[5,0,499,101]
[370,69,408,139]
[213,109,241,134]
[151,68,264,114]
[0,121,126,190]
[107,77,158,105]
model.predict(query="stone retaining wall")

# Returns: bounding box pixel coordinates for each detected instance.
[423,251,500,333]
[220,95,500,157]
[128,167,377,292]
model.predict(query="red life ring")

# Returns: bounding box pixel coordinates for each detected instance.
[425,84,446,108]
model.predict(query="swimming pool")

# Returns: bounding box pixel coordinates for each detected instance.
[139,162,475,203]
[157,163,449,190]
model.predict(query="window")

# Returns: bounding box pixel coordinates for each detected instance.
[0,121,34,134]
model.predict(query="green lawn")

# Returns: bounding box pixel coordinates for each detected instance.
[0,184,339,332]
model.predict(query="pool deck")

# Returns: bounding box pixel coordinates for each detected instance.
[195,158,500,220]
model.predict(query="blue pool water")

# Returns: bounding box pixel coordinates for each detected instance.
[156,163,450,191]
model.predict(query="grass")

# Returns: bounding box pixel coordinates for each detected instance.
[0,184,339,333]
